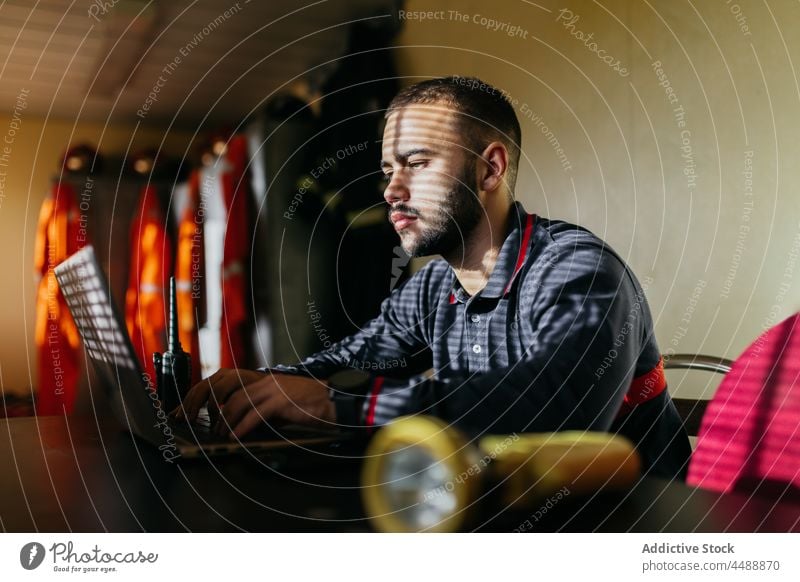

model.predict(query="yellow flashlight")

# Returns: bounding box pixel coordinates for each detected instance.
[361,415,641,532]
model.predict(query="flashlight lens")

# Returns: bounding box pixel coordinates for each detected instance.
[381,445,458,530]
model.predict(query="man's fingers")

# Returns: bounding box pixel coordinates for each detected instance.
[178,368,230,419]
[230,400,280,441]
[173,380,210,421]
[207,401,221,425]
[179,369,249,421]
[205,373,243,407]
[216,381,273,436]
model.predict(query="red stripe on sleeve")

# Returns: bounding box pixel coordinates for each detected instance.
[616,357,667,418]
[365,376,385,427]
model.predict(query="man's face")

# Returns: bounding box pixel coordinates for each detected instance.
[381,103,484,258]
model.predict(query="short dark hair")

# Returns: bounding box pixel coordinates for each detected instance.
[385,76,522,191]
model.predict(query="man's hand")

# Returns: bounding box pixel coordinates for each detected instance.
[171,368,336,439]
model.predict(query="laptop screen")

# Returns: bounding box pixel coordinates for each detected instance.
[54,245,170,447]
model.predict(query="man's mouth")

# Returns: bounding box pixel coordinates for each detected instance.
[391,212,419,231]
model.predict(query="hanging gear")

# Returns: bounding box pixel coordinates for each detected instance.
[174,135,254,379]
[175,169,204,384]
[34,181,83,415]
[218,134,253,368]
[124,183,173,383]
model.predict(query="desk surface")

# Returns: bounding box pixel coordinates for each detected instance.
[1,416,798,533]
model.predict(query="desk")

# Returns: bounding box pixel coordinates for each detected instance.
[2,416,798,532]
[0,416,368,532]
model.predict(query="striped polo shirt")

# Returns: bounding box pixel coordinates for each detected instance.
[268,201,691,480]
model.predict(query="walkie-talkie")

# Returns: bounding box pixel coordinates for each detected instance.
[153,277,191,412]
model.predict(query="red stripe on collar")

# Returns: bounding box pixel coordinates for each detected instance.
[503,213,535,295]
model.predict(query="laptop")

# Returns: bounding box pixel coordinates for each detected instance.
[54,245,347,460]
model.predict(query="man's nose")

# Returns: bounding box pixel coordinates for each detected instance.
[383,170,409,205]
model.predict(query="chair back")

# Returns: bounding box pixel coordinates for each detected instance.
[663,354,732,437]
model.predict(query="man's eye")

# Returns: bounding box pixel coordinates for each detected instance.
[409,160,427,169]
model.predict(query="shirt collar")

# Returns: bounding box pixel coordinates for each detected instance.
[449,202,536,303]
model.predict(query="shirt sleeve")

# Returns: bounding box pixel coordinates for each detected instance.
[357,242,648,435]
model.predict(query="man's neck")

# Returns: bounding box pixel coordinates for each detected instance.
[445,200,514,296]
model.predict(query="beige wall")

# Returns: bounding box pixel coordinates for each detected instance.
[0,115,194,396]
[395,0,800,398]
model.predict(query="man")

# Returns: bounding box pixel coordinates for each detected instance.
[176,76,691,479]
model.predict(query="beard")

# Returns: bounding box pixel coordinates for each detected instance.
[394,160,484,258]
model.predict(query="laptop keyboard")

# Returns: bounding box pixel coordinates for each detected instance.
[169,406,344,447]
[194,407,212,428]
[170,407,219,443]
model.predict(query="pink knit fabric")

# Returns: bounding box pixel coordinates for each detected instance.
[688,313,800,494]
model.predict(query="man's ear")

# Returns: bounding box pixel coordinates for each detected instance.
[478,142,509,193]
